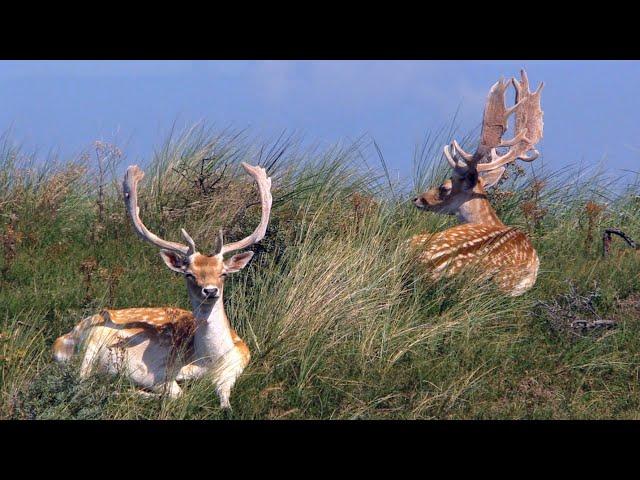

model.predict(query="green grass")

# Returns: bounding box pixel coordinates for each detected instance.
[2,125,640,419]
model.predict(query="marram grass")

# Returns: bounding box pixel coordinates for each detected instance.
[2,126,640,419]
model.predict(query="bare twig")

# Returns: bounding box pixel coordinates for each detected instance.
[535,282,618,338]
[570,319,617,330]
[602,228,639,257]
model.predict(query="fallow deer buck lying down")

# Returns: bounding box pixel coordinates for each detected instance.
[52,162,272,408]
[411,70,544,296]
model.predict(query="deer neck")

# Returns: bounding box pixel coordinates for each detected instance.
[456,193,504,227]
[190,294,235,364]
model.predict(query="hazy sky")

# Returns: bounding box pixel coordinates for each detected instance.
[0,60,638,181]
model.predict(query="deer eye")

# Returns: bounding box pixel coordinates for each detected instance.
[185,273,196,281]
[439,184,451,195]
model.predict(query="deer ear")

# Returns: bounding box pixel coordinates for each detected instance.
[223,251,254,274]
[159,250,187,273]
[480,167,506,189]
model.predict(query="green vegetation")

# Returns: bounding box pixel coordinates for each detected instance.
[2,124,640,419]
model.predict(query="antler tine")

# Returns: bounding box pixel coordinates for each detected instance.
[221,162,273,256]
[123,165,192,256]
[518,149,540,162]
[211,229,224,256]
[444,144,460,169]
[477,134,538,172]
[451,140,474,162]
[444,141,474,172]
[181,228,197,256]
[479,147,523,173]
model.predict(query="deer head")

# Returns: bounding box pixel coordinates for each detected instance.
[122,162,272,306]
[413,70,544,223]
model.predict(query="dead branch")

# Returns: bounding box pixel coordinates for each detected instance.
[603,228,639,257]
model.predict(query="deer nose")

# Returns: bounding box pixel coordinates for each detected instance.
[202,286,219,298]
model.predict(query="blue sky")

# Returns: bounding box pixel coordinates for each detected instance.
[1,60,639,181]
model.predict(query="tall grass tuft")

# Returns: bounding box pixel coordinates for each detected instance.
[2,124,640,419]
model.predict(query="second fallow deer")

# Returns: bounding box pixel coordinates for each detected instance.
[411,70,544,296]
[52,162,272,408]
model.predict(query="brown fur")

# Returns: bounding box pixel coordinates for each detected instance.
[101,307,250,363]
[101,307,197,354]
[413,179,539,296]
[51,313,104,362]
[52,306,250,380]
[233,335,251,367]
[100,307,249,365]
[189,254,225,288]
[410,224,538,294]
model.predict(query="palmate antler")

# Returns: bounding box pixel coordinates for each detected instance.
[123,162,272,257]
[444,69,544,175]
